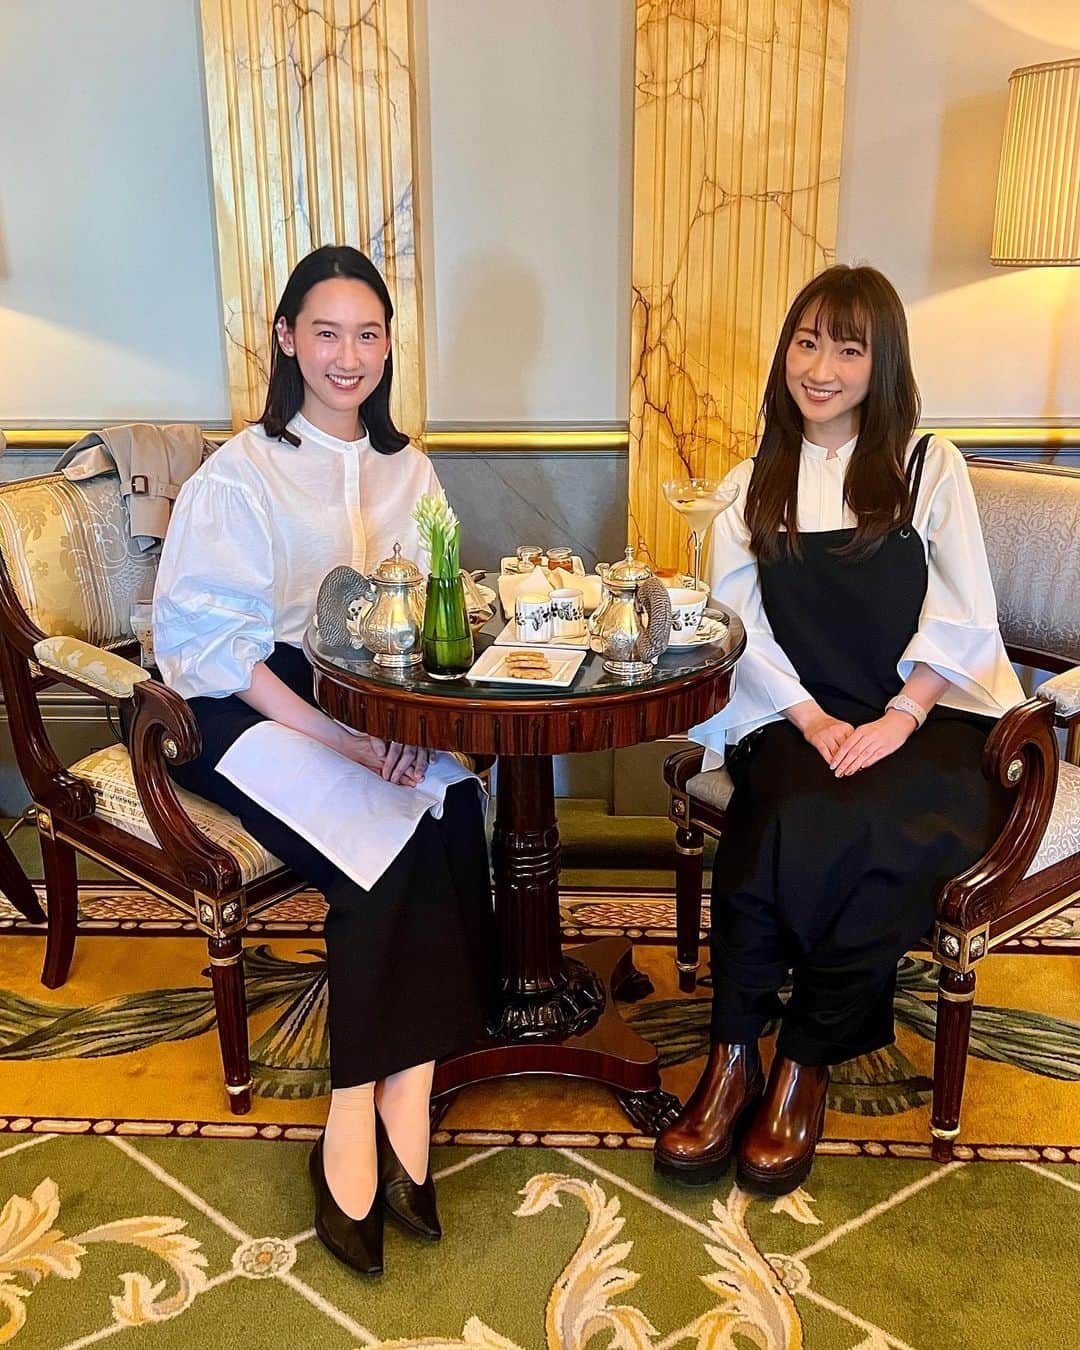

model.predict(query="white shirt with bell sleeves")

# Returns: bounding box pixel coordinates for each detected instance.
[153,413,441,700]
[690,433,1024,767]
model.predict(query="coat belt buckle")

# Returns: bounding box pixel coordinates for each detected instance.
[130,474,149,495]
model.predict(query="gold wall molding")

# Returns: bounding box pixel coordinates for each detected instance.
[199,0,423,437]
[6,426,1080,453]
[629,0,850,568]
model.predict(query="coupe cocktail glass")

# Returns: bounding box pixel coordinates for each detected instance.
[661,477,740,592]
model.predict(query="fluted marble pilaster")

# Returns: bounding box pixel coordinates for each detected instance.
[199,0,422,436]
[629,0,849,570]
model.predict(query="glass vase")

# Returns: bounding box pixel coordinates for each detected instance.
[421,574,474,679]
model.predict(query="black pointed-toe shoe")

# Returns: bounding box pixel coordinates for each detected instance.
[309,1139,384,1275]
[376,1114,441,1240]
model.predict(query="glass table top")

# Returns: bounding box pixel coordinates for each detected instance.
[306,603,745,702]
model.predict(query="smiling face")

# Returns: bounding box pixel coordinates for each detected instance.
[275,277,391,440]
[784,304,872,448]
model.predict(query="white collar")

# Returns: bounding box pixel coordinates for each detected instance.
[290,412,370,454]
[801,433,858,463]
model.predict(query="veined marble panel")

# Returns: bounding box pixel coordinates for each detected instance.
[199,0,423,436]
[629,0,849,570]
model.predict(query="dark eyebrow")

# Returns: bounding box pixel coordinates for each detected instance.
[795,325,820,337]
[308,318,385,332]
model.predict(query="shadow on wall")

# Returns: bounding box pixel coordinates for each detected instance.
[437,251,544,422]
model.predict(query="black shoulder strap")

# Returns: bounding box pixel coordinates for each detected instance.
[904,433,933,526]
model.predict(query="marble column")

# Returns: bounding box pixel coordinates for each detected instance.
[630,0,850,569]
[199,0,423,436]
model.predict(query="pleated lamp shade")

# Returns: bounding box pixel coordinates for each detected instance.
[991,56,1080,266]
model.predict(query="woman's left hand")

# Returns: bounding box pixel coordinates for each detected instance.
[829,710,917,777]
[380,742,432,786]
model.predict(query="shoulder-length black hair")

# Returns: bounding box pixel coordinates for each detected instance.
[745,265,921,562]
[257,244,409,455]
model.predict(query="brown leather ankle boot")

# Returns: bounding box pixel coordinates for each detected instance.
[736,1055,829,1195]
[654,1041,765,1185]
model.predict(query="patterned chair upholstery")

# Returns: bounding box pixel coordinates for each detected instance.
[663,457,1080,1158]
[0,468,306,1115]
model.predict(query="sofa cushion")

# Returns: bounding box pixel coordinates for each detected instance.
[686,766,735,812]
[71,744,281,884]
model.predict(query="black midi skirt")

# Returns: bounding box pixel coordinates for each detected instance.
[166,645,496,1087]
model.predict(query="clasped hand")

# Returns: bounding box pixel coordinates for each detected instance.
[803,709,915,777]
[336,729,432,786]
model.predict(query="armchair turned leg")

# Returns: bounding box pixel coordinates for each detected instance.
[674,824,705,993]
[208,935,252,1115]
[931,966,976,1162]
[40,834,78,988]
[0,831,44,924]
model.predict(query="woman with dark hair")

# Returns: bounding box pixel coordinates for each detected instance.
[655,265,1022,1194]
[153,246,495,1275]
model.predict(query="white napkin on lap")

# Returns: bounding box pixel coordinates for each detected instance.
[215,723,481,889]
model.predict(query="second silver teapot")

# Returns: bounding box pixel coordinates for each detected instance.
[589,547,672,681]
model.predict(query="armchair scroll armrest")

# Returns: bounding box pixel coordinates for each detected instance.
[935,697,1058,940]
[126,679,242,895]
[1035,666,1080,723]
[663,743,707,793]
[33,636,150,701]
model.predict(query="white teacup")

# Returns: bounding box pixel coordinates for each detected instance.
[514,593,552,643]
[549,587,585,638]
[668,587,708,639]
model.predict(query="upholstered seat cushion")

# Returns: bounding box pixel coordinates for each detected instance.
[71,744,281,883]
[686,766,735,812]
[686,760,1079,879]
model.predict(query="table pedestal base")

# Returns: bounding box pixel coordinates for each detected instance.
[433,936,682,1135]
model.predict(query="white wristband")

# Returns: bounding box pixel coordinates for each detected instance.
[886,694,927,728]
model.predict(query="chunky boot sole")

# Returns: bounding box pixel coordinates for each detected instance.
[653,1086,764,1187]
[735,1094,827,1196]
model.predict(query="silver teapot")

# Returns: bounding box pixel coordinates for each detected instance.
[315,544,426,668]
[589,547,672,680]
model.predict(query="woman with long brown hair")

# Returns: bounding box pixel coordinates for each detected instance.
[655,265,1022,1194]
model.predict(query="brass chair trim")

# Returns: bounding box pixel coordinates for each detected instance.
[675,841,704,857]
[939,987,976,1004]
[209,950,244,967]
[987,888,1080,948]
[225,1079,254,1096]
[930,1123,961,1140]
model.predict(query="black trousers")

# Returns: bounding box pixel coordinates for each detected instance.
[167,648,496,1087]
[709,714,1009,1065]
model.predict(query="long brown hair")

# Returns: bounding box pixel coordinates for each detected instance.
[745,266,921,562]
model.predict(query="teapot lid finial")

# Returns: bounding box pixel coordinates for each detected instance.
[372,541,423,583]
[608,545,653,584]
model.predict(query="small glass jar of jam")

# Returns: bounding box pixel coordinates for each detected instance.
[545,546,574,573]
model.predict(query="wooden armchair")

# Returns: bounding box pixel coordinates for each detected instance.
[663,458,1080,1158]
[0,469,308,1113]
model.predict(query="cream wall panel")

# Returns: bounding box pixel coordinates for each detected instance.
[416,0,635,424]
[836,0,1080,422]
[0,1,228,423]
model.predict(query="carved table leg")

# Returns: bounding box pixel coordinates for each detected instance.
[490,755,604,1038]
[434,755,674,1133]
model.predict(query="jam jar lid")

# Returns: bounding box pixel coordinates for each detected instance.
[606,546,653,585]
[371,542,423,583]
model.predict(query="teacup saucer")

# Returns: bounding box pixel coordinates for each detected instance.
[666,614,727,649]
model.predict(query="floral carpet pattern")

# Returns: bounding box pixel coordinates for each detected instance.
[3,1134,1079,1349]
[1,885,1079,1347]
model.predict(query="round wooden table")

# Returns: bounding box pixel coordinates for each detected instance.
[305,606,744,1132]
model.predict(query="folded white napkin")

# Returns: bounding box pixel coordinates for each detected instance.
[215,723,481,889]
[497,564,554,618]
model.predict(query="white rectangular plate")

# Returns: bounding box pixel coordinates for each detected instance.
[491,619,589,651]
[466,644,588,688]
